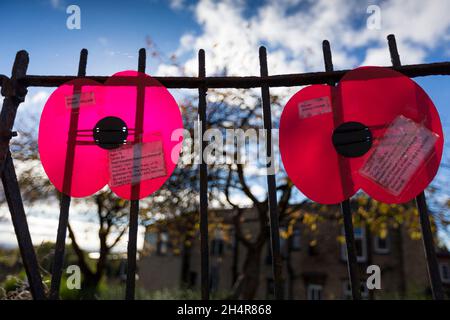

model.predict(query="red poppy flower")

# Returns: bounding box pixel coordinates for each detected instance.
[279,67,443,204]
[38,71,183,200]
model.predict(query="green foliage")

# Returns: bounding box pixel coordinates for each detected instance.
[1,275,23,293]
[96,283,229,300]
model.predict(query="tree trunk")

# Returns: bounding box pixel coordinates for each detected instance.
[240,245,263,299]
[80,272,102,299]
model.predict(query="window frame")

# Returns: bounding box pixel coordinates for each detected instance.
[291,227,301,251]
[340,226,368,263]
[439,262,450,283]
[306,284,323,300]
[373,233,390,254]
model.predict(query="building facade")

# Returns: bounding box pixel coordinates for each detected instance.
[138,207,450,299]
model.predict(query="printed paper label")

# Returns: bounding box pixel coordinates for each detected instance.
[298,96,332,119]
[359,115,438,196]
[108,140,166,187]
[65,91,96,109]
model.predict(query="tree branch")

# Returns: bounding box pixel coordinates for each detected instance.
[67,223,94,277]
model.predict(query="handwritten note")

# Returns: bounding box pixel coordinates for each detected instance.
[298,96,332,119]
[108,140,167,187]
[360,115,438,196]
[65,91,96,109]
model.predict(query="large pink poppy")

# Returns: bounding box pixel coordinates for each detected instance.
[38,71,183,200]
[279,67,443,204]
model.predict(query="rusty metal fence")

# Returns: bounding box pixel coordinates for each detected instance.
[0,34,449,300]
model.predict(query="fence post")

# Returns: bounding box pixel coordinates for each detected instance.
[198,49,210,300]
[0,50,46,300]
[49,48,88,300]
[259,46,284,300]
[125,48,147,300]
[322,40,361,300]
[387,34,445,300]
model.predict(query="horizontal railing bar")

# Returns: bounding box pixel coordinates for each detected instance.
[2,61,448,89]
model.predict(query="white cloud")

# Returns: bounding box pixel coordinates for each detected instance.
[162,0,450,79]
[169,0,185,10]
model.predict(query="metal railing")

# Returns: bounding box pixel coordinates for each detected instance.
[0,34,448,300]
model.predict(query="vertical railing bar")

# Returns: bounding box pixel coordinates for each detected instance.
[49,48,88,300]
[387,35,401,69]
[0,51,28,173]
[2,157,46,300]
[387,34,445,300]
[416,193,445,299]
[0,50,46,300]
[126,199,139,300]
[198,49,210,300]
[323,40,361,300]
[340,199,361,299]
[259,46,284,300]
[125,48,147,300]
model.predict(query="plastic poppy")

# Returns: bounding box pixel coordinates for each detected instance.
[38,71,183,200]
[279,66,443,205]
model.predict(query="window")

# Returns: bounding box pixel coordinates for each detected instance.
[292,228,301,251]
[373,233,390,254]
[306,284,323,300]
[439,262,450,283]
[211,228,225,256]
[340,226,367,262]
[157,232,169,255]
[145,232,158,251]
[342,280,369,299]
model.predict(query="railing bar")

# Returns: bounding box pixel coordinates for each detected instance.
[387,34,445,300]
[259,46,284,300]
[0,50,46,300]
[125,48,147,300]
[341,200,362,300]
[49,48,88,300]
[0,51,29,173]
[126,200,139,299]
[322,40,361,300]
[2,153,46,299]
[198,49,210,300]
[415,193,445,299]
[17,61,450,89]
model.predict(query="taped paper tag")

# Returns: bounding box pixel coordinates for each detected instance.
[298,96,332,119]
[360,115,438,196]
[65,91,96,109]
[108,140,167,187]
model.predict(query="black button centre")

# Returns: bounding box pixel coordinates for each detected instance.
[332,121,372,158]
[93,116,128,150]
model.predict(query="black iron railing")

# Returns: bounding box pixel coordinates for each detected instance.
[0,34,448,300]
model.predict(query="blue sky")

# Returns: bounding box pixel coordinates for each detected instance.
[0,0,450,249]
[0,0,199,75]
